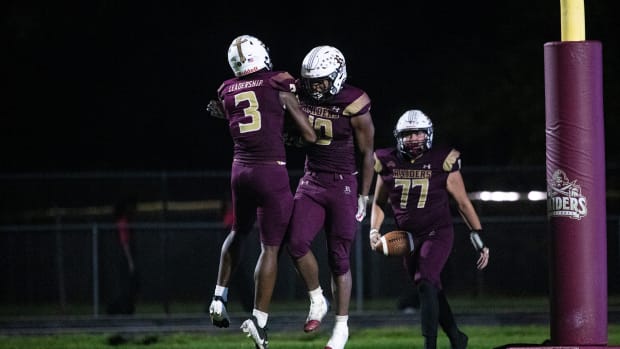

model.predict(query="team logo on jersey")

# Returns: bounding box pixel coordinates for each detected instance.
[547,169,587,220]
[423,164,431,169]
[344,186,352,195]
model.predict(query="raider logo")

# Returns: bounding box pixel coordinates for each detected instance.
[547,169,587,220]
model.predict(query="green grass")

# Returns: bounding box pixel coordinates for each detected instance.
[2,296,619,348]
[1,325,619,349]
[0,296,555,317]
[3,294,619,316]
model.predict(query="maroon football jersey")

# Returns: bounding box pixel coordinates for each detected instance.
[217,70,297,164]
[299,84,371,174]
[374,146,461,235]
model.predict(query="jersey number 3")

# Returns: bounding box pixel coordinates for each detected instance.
[235,91,261,133]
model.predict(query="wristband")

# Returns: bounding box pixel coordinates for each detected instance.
[469,230,485,252]
[369,228,379,236]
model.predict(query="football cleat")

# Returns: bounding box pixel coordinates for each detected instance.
[451,331,469,349]
[304,295,330,332]
[241,316,269,349]
[209,296,230,328]
[325,325,349,349]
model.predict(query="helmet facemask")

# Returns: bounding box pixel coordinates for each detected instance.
[396,130,431,158]
[301,75,335,101]
[393,109,434,158]
[300,46,347,101]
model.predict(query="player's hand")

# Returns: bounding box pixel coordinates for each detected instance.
[283,132,304,147]
[477,246,490,270]
[470,230,489,270]
[206,99,225,119]
[369,228,381,250]
[355,195,369,222]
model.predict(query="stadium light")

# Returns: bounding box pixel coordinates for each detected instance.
[470,190,547,202]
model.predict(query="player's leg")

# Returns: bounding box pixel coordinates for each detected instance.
[324,269,351,349]
[286,174,329,332]
[295,249,331,333]
[287,193,328,331]
[240,249,275,349]
[412,228,454,349]
[211,228,252,327]
[438,290,468,349]
[210,166,256,328]
[252,164,293,313]
[324,174,357,349]
[327,241,354,317]
[241,164,293,348]
[417,280,439,349]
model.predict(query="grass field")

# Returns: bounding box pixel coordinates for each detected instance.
[1,325,620,349]
[2,296,619,349]
[0,295,576,317]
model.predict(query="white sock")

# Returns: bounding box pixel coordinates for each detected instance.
[214,285,228,302]
[309,286,324,303]
[327,316,349,349]
[252,309,268,328]
[334,315,349,329]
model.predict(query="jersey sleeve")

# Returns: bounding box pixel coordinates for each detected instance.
[373,148,394,175]
[268,71,297,93]
[373,152,382,173]
[343,91,371,117]
[442,148,461,172]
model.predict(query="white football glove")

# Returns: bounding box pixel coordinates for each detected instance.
[355,195,369,222]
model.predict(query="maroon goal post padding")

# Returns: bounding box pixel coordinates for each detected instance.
[544,40,608,346]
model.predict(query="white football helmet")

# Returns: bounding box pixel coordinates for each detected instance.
[300,46,347,101]
[227,35,272,77]
[394,109,434,158]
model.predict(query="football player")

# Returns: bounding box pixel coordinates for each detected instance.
[207,34,317,349]
[369,109,490,349]
[285,45,375,349]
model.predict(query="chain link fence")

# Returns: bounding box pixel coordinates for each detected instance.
[1,168,618,316]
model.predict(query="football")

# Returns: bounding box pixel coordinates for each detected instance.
[375,230,414,256]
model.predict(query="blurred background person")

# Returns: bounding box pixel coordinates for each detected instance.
[107,198,139,315]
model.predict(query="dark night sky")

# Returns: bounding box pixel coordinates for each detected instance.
[3,2,619,172]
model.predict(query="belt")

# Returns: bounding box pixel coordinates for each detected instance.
[234,159,286,166]
[307,171,358,180]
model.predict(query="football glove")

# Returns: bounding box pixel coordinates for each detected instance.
[283,131,305,147]
[469,229,486,253]
[355,195,369,222]
[206,99,225,119]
